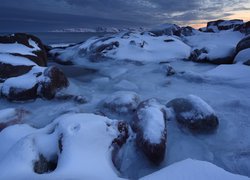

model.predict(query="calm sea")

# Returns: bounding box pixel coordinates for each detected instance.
[0,32,109,45]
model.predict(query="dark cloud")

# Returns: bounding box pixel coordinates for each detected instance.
[0,0,249,31]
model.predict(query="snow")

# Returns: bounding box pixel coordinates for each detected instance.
[137,99,165,144]
[0,53,36,66]
[0,40,40,56]
[234,48,250,64]
[140,159,250,180]
[185,31,244,60]
[52,32,191,63]
[0,113,124,180]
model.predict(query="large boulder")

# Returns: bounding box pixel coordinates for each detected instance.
[0,33,47,66]
[236,35,250,53]
[133,99,167,164]
[167,95,219,133]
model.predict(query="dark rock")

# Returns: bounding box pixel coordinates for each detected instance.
[236,35,250,53]
[133,99,167,164]
[149,24,181,36]
[164,64,176,76]
[0,33,47,66]
[234,21,250,35]
[39,66,69,100]
[0,62,33,80]
[166,95,219,133]
[34,154,57,174]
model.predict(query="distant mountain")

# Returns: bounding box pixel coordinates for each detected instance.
[50,27,147,33]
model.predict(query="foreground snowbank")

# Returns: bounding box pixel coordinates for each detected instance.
[141,159,250,180]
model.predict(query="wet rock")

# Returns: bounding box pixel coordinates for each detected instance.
[167,95,219,133]
[133,99,167,164]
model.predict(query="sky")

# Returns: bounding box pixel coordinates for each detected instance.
[0,0,250,32]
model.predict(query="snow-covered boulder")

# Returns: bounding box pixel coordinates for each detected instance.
[236,35,250,53]
[133,99,167,164]
[103,91,141,115]
[0,33,47,66]
[0,113,125,180]
[234,21,250,35]
[50,31,191,63]
[140,159,250,180]
[167,95,219,133]
[1,66,69,101]
[186,31,244,64]
[203,19,244,33]
[234,48,250,65]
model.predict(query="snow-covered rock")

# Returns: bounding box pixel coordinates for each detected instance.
[202,19,244,33]
[1,66,69,101]
[167,95,219,133]
[140,159,250,180]
[133,99,167,164]
[50,31,191,63]
[0,113,125,180]
[186,31,244,64]
[102,91,141,115]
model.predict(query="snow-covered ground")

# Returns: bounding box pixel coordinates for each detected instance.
[0,26,250,179]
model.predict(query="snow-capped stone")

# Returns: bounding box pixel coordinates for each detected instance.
[0,33,47,66]
[103,91,141,114]
[0,113,125,180]
[167,95,219,132]
[140,159,250,180]
[204,19,244,33]
[236,35,250,53]
[133,99,167,164]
